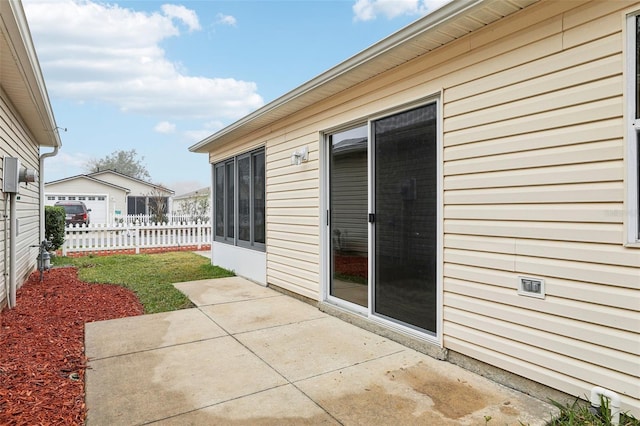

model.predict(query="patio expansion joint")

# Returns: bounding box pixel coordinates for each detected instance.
[289,348,408,385]
[192,293,286,308]
[86,334,230,362]
[280,349,409,426]
[189,314,347,425]
[137,384,318,426]
[229,315,330,337]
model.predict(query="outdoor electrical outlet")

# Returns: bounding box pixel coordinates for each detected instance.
[517,276,545,299]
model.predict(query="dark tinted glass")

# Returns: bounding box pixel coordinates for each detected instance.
[238,156,250,241]
[226,162,234,238]
[374,104,437,333]
[253,151,265,244]
[215,165,224,237]
[637,16,640,119]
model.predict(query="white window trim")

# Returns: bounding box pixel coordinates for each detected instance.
[626,12,640,245]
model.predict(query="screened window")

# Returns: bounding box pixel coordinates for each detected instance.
[627,13,640,243]
[128,196,147,215]
[214,159,235,241]
[127,196,168,216]
[215,164,225,238]
[213,148,265,250]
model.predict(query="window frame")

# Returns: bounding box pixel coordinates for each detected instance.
[626,12,640,245]
[213,147,266,251]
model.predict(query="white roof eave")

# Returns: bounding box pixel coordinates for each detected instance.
[0,0,61,148]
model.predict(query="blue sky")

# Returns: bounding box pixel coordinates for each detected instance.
[23,0,449,194]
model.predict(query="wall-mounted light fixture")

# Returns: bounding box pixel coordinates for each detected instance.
[290,146,309,166]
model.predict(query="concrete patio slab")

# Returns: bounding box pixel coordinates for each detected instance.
[154,385,340,425]
[235,316,406,382]
[86,336,287,425]
[296,349,554,425]
[85,274,558,425]
[199,294,325,334]
[174,276,278,306]
[85,308,226,359]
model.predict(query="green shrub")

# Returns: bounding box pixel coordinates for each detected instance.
[45,205,65,250]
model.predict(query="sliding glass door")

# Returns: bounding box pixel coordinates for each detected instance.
[326,102,438,335]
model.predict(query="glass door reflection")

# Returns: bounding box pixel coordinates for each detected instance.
[329,125,368,307]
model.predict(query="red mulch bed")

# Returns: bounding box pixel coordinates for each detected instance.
[334,254,368,279]
[0,267,143,425]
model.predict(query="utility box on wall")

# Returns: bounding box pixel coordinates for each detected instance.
[2,157,38,194]
[3,157,20,193]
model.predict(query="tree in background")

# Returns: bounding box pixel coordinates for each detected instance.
[177,197,210,223]
[147,187,169,223]
[85,149,151,181]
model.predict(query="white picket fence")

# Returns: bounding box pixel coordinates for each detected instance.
[112,213,210,225]
[62,221,211,256]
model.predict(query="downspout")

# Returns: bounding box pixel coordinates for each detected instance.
[6,146,60,309]
[8,192,16,308]
[39,146,59,242]
[3,193,10,308]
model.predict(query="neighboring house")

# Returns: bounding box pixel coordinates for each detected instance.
[44,174,128,224]
[45,170,174,223]
[171,186,210,219]
[191,0,640,416]
[0,0,61,308]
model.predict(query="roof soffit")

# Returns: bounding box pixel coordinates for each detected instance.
[0,0,60,148]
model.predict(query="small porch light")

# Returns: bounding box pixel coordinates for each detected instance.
[290,146,309,166]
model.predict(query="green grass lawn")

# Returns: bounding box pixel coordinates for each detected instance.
[52,251,234,314]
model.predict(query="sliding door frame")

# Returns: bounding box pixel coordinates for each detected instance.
[320,94,443,345]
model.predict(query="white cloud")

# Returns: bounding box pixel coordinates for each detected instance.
[216,13,237,27]
[184,120,225,143]
[154,121,176,133]
[23,0,263,122]
[44,151,93,181]
[353,0,451,21]
[184,130,214,143]
[161,4,201,32]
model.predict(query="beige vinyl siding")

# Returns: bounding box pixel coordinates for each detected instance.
[202,0,639,414]
[0,93,42,307]
[266,134,320,299]
[439,0,640,413]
